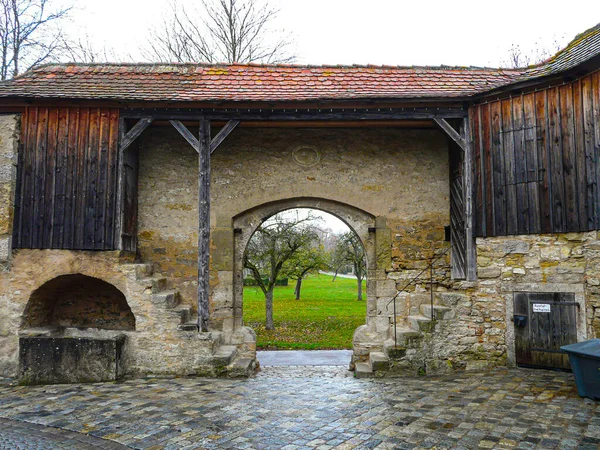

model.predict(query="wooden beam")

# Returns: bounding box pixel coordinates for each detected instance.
[170,120,199,149]
[122,108,468,121]
[462,119,477,281]
[120,117,153,152]
[434,118,466,151]
[115,117,126,250]
[198,117,211,332]
[210,120,240,154]
[172,119,240,155]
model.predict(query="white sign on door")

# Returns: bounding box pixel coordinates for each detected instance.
[532,303,551,313]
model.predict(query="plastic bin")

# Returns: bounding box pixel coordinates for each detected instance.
[560,339,600,400]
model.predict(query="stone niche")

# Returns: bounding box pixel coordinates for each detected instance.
[18,273,134,384]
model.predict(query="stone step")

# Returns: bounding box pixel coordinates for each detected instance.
[177,321,198,332]
[390,326,423,347]
[151,290,179,309]
[420,304,454,321]
[369,351,390,371]
[354,362,375,378]
[169,305,191,324]
[383,339,407,359]
[408,315,435,333]
[227,357,256,378]
[139,276,168,293]
[134,263,154,280]
[212,345,238,366]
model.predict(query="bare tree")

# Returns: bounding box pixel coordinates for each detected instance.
[60,35,125,64]
[244,213,318,330]
[333,232,367,301]
[283,244,328,300]
[143,0,294,64]
[0,0,71,80]
[502,37,564,69]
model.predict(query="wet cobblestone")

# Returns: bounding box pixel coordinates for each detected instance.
[0,367,598,449]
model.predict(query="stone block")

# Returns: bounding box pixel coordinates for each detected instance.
[478,266,501,279]
[0,235,10,261]
[375,279,397,297]
[503,240,529,254]
[19,335,126,384]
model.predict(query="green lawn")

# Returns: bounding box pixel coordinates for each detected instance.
[243,273,366,350]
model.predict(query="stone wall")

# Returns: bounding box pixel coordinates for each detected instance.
[136,126,450,319]
[0,250,222,378]
[0,115,18,268]
[386,231,600,374]
[3,117,597,378]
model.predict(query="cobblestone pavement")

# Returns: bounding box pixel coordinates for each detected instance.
[0,417,129,449]
[0,366,598,449]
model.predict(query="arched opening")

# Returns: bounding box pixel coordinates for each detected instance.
[22,274,135,331]
[231,197,380,365]
[242,208,368,351]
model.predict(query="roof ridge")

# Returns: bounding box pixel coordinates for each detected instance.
[20,61,523,75]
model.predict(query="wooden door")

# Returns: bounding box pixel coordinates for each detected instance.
[513,292,577,370]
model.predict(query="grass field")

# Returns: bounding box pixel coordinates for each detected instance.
[243,274,366,350]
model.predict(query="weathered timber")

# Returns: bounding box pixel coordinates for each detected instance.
[547,88,566,232]
[210,120,240,154]
[470,69,600,237]
[123,108,468,121]
[449,134,466,279]
[170,120,198,149]
[501,99,518,236]
[536,90,552,233]
[472,108,484,236]
[119,117,152,152]
[490,101,506,236]
[462,119,476,281]
[511,95,530,234]
[559,84,579,231]
[523,94,541,234]
[434,118,466,150]
[481,103,494,236]
[198,117,211,332]
[14,107,120,250]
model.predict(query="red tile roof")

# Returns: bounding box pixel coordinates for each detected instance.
[0,22,598,104]
[0,63,523,103]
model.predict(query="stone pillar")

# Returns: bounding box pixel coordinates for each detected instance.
[0,114,19,269]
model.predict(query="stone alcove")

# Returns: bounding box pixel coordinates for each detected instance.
[22,274,135,331]
[19,274,133,384]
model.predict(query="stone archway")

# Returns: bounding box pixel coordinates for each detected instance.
[229,197,386,360]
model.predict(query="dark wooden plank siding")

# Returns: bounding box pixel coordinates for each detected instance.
[471,69,600,237]
[13,107,121,250]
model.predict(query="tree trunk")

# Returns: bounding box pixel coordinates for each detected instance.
[332,269,338,282]
[357,277,363,301]
[265,289,274,330]
[295,277,302,300]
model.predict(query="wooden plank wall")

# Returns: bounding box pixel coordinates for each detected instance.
[471,70,600,237]
[13,106,121,250]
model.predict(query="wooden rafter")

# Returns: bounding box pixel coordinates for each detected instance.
[170,119,239,154]
[433,118,466,151]
[210,120,240,153]
[120,117,153,152]
[124,108,468,121]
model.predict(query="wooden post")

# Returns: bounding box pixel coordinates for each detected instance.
[198,117,211,332]
[462,119,477,281]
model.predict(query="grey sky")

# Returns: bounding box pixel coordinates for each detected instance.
[68,0,600,67]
